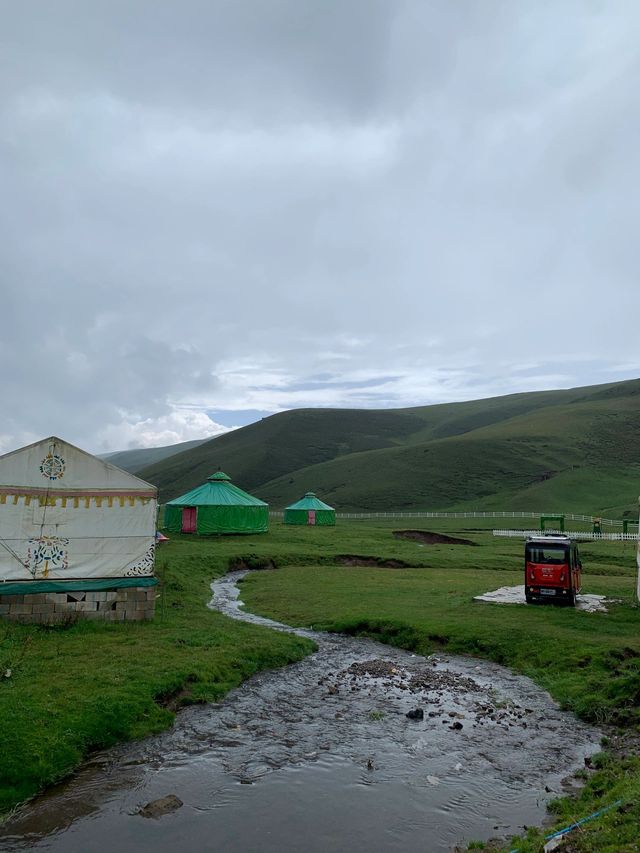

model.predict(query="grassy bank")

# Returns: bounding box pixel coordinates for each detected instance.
[1,518,639,851]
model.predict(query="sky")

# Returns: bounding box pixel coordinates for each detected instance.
[2,1,639,453]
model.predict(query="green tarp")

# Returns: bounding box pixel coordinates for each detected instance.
[284,492,336,526]
[164,471,269,535]
[0,577,158,596]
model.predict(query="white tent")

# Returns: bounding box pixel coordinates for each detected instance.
[0,436,157,582]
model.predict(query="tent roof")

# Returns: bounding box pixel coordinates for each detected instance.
[0,435,156,492]
[285,491,334,512]
[166,471,267,507]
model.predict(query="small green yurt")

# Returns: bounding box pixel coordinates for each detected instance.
[284,492,335,526]
[164,472,268,535]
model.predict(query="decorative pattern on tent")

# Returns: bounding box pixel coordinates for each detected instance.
[40,452,66,481]
[124,545,156,577]
[0,491,155,507]
[27,536,69,578]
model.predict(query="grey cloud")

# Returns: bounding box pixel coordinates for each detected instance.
[1,1,639,451]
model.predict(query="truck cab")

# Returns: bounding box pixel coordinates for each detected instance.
[525,535,582,606]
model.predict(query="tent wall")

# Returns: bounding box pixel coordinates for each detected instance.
[284,508,335,526]
[164,503,269,535]
[164,504,183,533]
[197,505,268,534]
[0,437,157,582]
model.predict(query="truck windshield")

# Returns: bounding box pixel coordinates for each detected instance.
[527,546,567,564]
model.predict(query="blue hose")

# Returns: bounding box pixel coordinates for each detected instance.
[508,798,623,852]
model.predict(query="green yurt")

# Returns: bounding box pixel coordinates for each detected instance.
[284,492,335,526]
[164,472,268,535]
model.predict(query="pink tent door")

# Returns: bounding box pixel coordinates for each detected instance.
[307,510,316,526]
[181,506,197,533]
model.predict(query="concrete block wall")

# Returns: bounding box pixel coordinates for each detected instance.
[0,586,157,624]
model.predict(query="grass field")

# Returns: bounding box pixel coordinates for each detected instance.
[1,519,639,851]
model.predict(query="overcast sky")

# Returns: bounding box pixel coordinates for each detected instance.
[2,1,639,453]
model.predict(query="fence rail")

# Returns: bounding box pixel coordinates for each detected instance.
[493,529,639,541]
[267,509,637,529]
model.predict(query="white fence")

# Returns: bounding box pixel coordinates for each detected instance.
[493,529,639,541]
[269,509,637,530]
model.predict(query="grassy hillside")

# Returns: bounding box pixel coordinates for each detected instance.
[101,438,208,473]
[140,378,640,515]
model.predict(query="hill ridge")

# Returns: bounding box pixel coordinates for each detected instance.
[139,377,640,515]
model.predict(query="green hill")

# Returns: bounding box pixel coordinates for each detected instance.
[139,378,640,516]
[100,438,208,474]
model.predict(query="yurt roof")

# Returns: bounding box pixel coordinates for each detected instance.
[166,471,267,507]
[285,491,334,512]
[0,435,156,492]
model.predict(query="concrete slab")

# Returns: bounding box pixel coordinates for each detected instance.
[473,584,618,613]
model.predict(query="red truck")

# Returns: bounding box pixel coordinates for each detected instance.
[525,535,582,606]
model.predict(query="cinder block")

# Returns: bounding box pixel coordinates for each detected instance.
[127,610,145,621]
[6,595,24,605]
[11,604,33,615]
[0,605,10,615]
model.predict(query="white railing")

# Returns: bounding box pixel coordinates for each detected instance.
[493,529,639,541]
[266,509,636,529]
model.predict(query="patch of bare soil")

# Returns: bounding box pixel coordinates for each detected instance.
[228,556,277,571]
[393,530,476,546]
[336,555,412,569]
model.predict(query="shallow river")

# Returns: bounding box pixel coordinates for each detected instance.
[1,571,601,852]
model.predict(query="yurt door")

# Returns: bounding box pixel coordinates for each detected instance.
[307,510,316,526]
[181,506,197,533]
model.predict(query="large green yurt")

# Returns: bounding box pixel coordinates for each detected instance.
[284,492,335,526]
[164,472,268,535]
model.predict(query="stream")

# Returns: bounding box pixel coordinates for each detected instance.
[0,571,601,852]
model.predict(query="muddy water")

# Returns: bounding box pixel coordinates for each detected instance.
[0,571,601,852]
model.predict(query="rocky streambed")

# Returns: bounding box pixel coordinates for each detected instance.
[0,571,601,852]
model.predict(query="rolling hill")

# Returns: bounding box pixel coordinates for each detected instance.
[100,438,208,473]
[139,378,640,516]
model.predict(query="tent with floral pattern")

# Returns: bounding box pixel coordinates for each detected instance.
[0,436,157,583]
